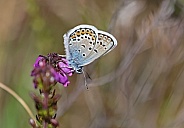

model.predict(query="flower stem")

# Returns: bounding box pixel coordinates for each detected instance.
[43,91,49,128]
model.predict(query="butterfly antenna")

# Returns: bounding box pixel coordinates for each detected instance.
[84,70,92,80]
[82,69,89,90]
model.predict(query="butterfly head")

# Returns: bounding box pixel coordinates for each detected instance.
[71,63,83,74]
[75,67,83,74]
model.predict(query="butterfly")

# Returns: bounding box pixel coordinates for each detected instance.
[63,24,117,74]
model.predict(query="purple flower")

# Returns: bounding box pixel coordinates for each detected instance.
[58,73,70,87]
[58,60,73,76]
[34,56,45,67]
[31,65,59,88]
[50,68,60,82]
[31,53,74,87]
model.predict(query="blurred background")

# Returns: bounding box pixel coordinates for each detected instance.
[0,0,184,128]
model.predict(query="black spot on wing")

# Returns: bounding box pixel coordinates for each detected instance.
[81,44,86,48]
[94,49,98,53]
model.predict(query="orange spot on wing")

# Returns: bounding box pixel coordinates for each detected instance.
[71,34,76,38]
[81,30,85,34]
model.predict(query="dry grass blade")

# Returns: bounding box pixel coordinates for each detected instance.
[0,83,35,122]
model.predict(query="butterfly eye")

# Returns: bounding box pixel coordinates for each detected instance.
[76,68,82,74]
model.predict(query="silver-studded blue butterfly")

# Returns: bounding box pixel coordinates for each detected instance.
[63,24,117,74]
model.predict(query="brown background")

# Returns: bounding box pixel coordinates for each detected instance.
[0,0,184,128]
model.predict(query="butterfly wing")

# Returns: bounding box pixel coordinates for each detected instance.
[79,30,117,66]
[63,24,117,72]
[63,25,98,70]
